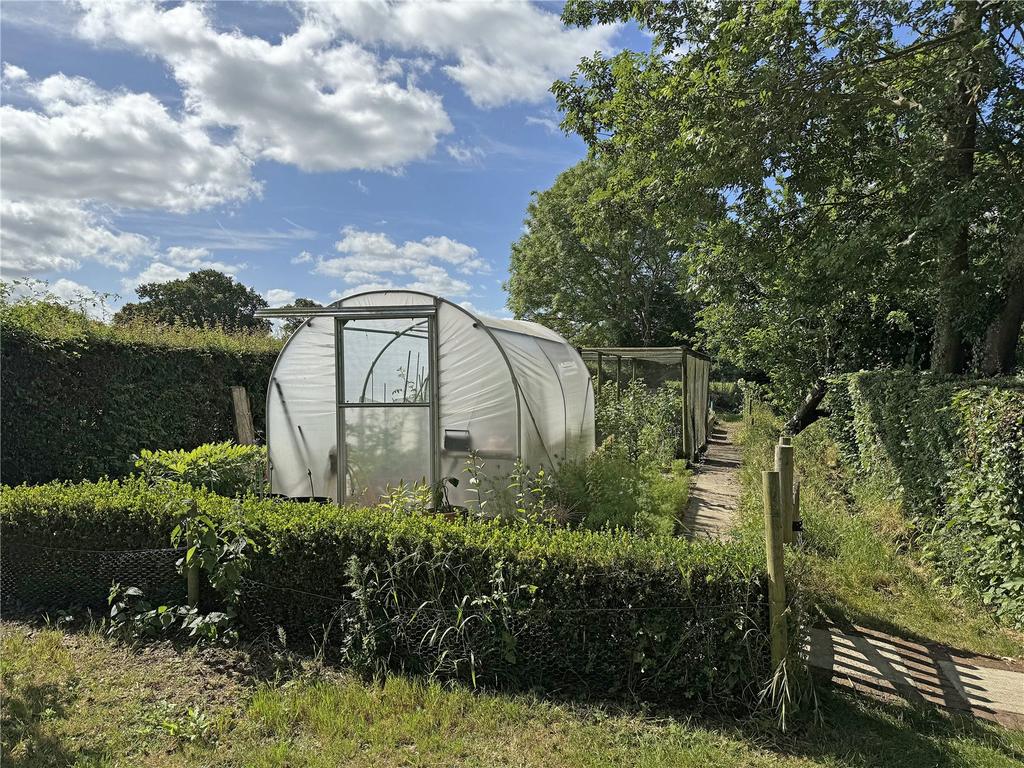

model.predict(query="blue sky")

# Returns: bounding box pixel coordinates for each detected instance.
[1,1,643,320]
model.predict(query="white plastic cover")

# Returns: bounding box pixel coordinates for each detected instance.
[266,290,595,508]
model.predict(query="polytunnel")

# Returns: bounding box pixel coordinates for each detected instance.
[255,290,595,508]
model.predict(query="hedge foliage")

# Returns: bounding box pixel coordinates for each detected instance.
[135,442,267,498]
[0,298,279,485]
[0,478,772,708]
[826,371,1024,626]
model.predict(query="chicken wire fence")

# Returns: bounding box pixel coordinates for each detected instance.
[1,541,773,703]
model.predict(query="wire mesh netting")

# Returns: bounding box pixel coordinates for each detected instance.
[2,542,772,703]
[1,541,185,612]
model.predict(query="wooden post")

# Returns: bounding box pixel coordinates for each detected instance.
[230,386,256,445]
[775,440,795,544]
[762,470,788,670]
[186,561,200,608]
[616,355,623,398]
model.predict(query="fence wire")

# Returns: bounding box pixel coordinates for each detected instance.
[1,542,771,703]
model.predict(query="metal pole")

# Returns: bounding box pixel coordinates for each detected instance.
[762,470,787,670]
[596,351,603,394]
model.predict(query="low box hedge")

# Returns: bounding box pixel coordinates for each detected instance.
[1,478,773,708]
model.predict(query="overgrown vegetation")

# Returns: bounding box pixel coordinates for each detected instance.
[5,621,1024,767]
[736,402,1024,658]
[1,477,770,708]
[135,442,267,498]
[827,371,1024,628]
[0,287,278,485]
[552,380,689,534]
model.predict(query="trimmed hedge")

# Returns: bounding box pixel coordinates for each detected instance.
[826,371,1024,626]
[0,323,278,485]
[0,478,773,708]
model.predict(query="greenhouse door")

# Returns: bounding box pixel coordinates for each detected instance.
[335,313,437,505]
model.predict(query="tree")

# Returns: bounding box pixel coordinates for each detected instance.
[281,298,321,337]
[114,270,271,334]
[507,156,697,346]
[553,0,1024,414]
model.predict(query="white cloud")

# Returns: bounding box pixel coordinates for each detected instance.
[77,0,452,172]
[314,226,482,298]
[312,1,619,108]
[120,246,242,292]
[291,250,314,265]
[265,288,297,307]
[0,198,153,276]
[2,62,29,83]
[525,114,561,135]
[2,72,258,213]
[447,142,486,165]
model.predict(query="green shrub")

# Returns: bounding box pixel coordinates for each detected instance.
[596,380,682,467]
[0,297,278,485]
[709,381,742,413]
[553,440,689,535]
[0,479,770,708]
[135,442,267,498]
[826,371,1024,626]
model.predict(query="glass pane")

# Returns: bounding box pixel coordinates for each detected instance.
[342,318,430,404]
[344,406,431,506]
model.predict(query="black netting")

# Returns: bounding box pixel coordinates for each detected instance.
[1,543,771,705]
[1,542,184,612]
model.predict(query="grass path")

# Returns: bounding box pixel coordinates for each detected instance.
[4,621,1024,768]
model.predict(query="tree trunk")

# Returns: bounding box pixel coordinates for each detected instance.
[784,378,828,435]
[980,274,1024,375]
[931,2,980,375]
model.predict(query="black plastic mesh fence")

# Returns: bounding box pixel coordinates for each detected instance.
[1,541,185,612]
[1,542,771,704]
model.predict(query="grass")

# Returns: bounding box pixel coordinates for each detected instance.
[3,620,1024,767]
[734,404,1024,659]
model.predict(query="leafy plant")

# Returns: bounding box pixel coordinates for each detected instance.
[135,442,267,498]
[106,504,256,644]
[595,379,682,468]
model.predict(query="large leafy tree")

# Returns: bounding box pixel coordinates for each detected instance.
[507,156,698,346]
[115,270,271,334]
[553,0,1024,417]
[281,297,321,336]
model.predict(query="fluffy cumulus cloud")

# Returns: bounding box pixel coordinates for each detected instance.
[119,246,242,292]
[314,226,486,297]
[1,198,153,276]
[0,68,256,276]
[265,288,297,307]
[310,1,619,108]
[76,0,452,172]
[2,73,257,212]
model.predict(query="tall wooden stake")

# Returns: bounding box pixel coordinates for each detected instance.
[775,440,795,544]
[186,561,200,607]
[762,470,787,670]
[230,386,256,445]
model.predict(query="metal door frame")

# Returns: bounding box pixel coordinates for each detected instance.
[334,308,438,504]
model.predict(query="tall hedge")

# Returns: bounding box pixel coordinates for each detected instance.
[0,324,278,485]
[0,478,774,709]
[826,371,1024,626]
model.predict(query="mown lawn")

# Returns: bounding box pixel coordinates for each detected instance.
[3,621,1024,768]
[734,405,1024,660]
